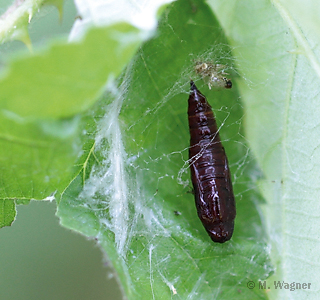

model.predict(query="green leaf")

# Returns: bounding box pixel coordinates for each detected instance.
[57,0,272,299]
[0,114,79,197]
[209,0,320,299]
[0,199,16,227]
[0,23,144,228]
[0,24,143,119]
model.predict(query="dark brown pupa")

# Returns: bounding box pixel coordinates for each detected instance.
[188,80,236,243]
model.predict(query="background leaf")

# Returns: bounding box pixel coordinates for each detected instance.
[57,0,272,299]
[0,22,143,227]
[0,24,142,118]
[209,0,320,299]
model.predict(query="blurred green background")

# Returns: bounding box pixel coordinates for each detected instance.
[0,202,122,300]
[0,1,122,299]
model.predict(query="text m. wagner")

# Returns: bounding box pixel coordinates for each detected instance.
[259,281,311,291]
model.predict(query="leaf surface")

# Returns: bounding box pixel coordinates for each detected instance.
[57,1,272,299]
[209,0,320,298]
[0,23,143,227]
